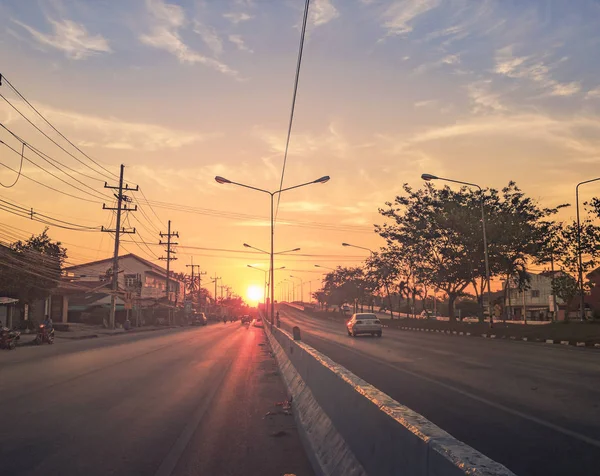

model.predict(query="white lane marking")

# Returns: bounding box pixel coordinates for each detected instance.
[154,358,232,476]
[308,333,600,450]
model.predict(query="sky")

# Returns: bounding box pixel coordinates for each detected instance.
[1,0,600,301]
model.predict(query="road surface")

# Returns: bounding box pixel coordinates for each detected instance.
[280,306,600,476]
[0,323,313,476]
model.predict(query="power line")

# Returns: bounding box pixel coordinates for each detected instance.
[136,197,372,233]
[275,0,311,220]
[0,123,112,193]
[0,141,24,188]
[0,194,102,225]
[0,73,119,181]
[137,186,164,228]
[1,126,111,201]
[0,142,104,203]
[0,201,101,232]
[0,198,100,229]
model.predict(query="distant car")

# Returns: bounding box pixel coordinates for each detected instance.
[241,315,252,324]
[346,313,382,337]
[341,304,351,315]
[191,312,208,326]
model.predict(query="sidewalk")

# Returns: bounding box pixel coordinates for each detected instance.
[17,323,177,345]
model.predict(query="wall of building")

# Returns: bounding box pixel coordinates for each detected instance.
[67,256,183,304]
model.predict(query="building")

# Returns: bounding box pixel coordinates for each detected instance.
[503,271,565,321]
[62,254,185,324]
[585,267,600,317]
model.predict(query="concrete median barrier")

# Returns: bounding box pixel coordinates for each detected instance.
[263,318,516,476]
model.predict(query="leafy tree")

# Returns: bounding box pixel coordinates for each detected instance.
[378,182,568,322]
[312,290,328,310]
[0,228,67,305]
[377,184,482,321]
[551,274,579,320]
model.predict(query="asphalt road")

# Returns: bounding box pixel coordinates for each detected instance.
[0,322,313,476]
[279,306,600,476]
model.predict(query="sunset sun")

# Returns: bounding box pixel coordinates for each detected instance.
[246,285,263,304]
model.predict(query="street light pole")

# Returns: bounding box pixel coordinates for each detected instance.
[576,177,600,320]
[216,175,329,326]
[248,265,286,311]
[422,173,493,327]
[290,275,304,303]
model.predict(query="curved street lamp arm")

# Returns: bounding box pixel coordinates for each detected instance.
[435,176,482,191]
[342,243,375,255]
[229,181,271,195]
[276,177,329,195]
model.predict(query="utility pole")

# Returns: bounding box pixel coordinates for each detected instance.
[101,164,138,329]
[211,273,221,314]
[186,260,205,310]
[159,220,179,325]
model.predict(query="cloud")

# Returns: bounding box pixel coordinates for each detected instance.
[253,122,355,160]
[494,45,580,97]
[0,99,213,152]
[388,112,600,158]
[309,0,339,27]
[413,53,460,75]
[586,87,600,99]
[228,34,253,53]
[194,22,223,56]
[223,12,254,24]
[140,0,238,77]
[12,18,111,60]
[467,81,505,113]
[381,0,440,36]
[414,99,437,108]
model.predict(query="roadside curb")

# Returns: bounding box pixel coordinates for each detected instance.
[394,325,600,349]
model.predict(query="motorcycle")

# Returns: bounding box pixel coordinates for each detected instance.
[35,324,55,345]
[0,327,20,350]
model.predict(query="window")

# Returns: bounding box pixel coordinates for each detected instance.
[531,290,540,298]
[124,274,139,288]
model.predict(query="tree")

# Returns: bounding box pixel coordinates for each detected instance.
[0,228,67,306]
[488,183,566,320]
[378,181,568,321]
[377,184,481,321]
[319,266,371,313]
[312,290,327,310]
[551,274,578,320]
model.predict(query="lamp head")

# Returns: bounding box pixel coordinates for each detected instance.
[421,173,438,182]
[215,176,232,184]
[313,175,330,184]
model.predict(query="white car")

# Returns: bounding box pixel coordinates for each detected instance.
[346,313,382,337]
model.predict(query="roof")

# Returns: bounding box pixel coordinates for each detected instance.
[64,253,168,277]
[587,266,600,279]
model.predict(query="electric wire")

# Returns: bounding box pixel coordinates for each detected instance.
[0,141,24,188]
[1,74,119,181]
[275,0,311,220]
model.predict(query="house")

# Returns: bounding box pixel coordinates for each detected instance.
[61,254,185,323]
[585,267,600,317]
[503,271,565,321]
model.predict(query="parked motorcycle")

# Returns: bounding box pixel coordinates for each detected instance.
[34,324,55,345]
[0,327,20,350]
